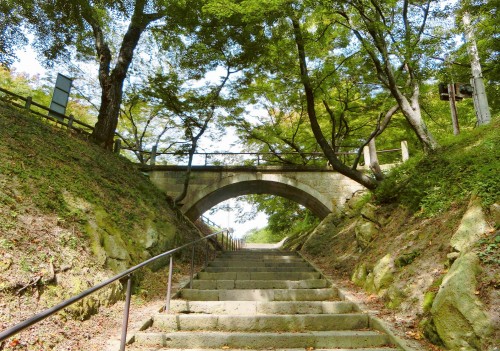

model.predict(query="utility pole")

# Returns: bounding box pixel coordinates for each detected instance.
[462,12,491,125]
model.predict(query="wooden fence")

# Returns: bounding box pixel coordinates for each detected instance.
[0,86,123,153]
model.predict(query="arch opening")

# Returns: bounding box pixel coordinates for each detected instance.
[183,179,331,221]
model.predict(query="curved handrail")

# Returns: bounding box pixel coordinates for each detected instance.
[0,229,239,348]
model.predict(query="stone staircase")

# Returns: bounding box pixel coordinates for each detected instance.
[129,250,404,350]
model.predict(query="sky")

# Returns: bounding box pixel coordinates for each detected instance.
[12,45,269,240]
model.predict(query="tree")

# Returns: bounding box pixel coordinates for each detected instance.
[8,0,187,149]
[228,80,321,166]
[0,1,26,67]
[118,88,179,164]
[332,0,445,152]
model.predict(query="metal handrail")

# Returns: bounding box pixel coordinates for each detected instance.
[0,229,239,349]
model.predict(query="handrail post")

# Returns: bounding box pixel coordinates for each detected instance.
[189,245,195,289]
[165,256,173,314]
[119,275,133,351]
[205,240,209,267]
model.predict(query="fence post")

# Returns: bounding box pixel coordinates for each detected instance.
[363,145,371,166]
[114,139,121,154]
[67,114,74,130]
[151,145,157,166]
[25,96,32,110]
[401,141,409,162]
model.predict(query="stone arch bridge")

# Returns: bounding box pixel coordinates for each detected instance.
[143,165,375,221]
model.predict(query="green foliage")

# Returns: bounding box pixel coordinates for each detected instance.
[476,234,500,265]
[244,227,277,243]
[375,117,500,216]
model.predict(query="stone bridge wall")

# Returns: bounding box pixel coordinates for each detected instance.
[146,166,366,220]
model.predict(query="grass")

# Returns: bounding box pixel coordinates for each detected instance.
[0,103,184,257]
[374,117,500,216]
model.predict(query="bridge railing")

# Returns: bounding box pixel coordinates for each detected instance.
[123,142,409,167]
[0,229,241,350]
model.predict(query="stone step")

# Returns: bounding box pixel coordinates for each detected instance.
[208,262,310,269]
[191,279,329,290]
[220,250,294,255]
[128,348,398,351]
[197,272,321,280]
[180,288,338,301]
[168,300,357,315]
[203,266,316,272]
[214,256,305,262]
[153,313,369,332]
[134,330,391,349]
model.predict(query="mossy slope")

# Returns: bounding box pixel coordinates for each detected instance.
[289,117,499,350]
[0,103,203,346]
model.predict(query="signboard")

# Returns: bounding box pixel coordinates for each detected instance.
[49,74,73,121]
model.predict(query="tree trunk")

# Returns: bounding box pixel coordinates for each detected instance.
[368,138,384,181]
[396,89,438,152]
[92,77,124,149]
[88,0,161,149]
[291,17,378,190]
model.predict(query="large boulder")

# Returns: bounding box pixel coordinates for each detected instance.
[450,195,490,253]
[430,252,492,350]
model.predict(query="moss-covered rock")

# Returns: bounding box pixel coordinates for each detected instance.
[385,284,407,309]
[430,252,492,350]
[372,254,394,292]
[421,318,445,347]
[355,220,379,249]
[360,203,378,223]
[423,291,436,313]
[489,203,500,227]
[302,213,342,255]
[344,191,371,218]
[450,195,491,253]
[351,263,368,287]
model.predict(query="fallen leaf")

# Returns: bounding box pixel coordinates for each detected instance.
[9,339,20,347]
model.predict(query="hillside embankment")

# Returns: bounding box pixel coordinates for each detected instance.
[286,118,499,350]
[0,104,205,349]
